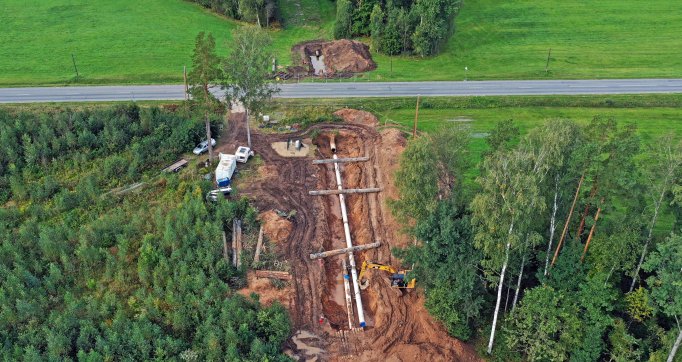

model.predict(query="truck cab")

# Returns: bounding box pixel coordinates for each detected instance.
[235,146,254,163]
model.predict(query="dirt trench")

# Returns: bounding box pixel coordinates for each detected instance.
[223,110,479,361]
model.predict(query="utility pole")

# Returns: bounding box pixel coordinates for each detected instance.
[413,95,420,137]
[183,66,188,100]
[245,107,252,148]
[545,48,552,73]
[71,54,79,80]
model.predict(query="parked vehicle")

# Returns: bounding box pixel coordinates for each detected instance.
[216,153,237,187]
[207,186,232,202]
[235,146,254,163]
[193,138,216,155]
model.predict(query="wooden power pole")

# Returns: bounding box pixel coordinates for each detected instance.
[413,95,421,137]
[183,65,188,100]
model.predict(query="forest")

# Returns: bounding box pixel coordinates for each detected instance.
[393,118,682,361]
[335,0,462,56]
[0,105,291,361]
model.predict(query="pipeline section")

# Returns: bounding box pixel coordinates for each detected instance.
[331,135,366,328]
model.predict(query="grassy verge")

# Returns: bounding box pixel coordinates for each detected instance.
[271,94,682,236]
[269,94,682,159]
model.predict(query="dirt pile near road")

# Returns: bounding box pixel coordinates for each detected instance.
[333,108,379,127]
[292,39,377,75]
[321,39,376,74]
[260,210,293,244]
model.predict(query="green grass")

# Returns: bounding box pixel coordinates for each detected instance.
[2,0,682,85]
[367,0,682,81]
[0,0,332,86]
[271,94,682,235]
[270,94,682,162]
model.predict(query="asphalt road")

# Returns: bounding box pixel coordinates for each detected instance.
[2,79,682,103]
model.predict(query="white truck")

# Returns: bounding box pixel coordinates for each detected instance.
[235,146,254,163]
[215,153,237,187]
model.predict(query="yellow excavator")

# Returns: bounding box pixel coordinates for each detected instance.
[358,260,416,290]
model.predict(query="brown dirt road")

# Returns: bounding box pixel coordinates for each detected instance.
[223,110,480,362]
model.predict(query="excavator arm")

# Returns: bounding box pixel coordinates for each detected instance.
[358,261,415,290]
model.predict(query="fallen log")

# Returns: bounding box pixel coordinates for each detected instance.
[309,188,382,196]
[253,226,264,264]
[255,270,292,281]
[310,242,381,260]
[312,157,369,164]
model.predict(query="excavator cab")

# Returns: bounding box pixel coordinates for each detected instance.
[390,272,416,289]
[358,260,416,290]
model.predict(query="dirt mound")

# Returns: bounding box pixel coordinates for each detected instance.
[260,210,293,243]
[322,40,376,74]
[376,128,411,249]
[333,108,379,127]
[239,271,294,308]
[292,39,377,75]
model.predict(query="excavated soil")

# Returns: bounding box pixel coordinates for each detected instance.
[291,40,377,76]
[333,108,379,127]
[239,271,294,308]
[222,108,479,361]
[261,210,294,244]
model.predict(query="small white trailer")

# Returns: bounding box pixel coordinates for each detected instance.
[216,153,237,187]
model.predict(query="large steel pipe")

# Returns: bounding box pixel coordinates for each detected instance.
[331,134,366,328]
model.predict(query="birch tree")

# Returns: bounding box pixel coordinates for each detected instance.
[222,26,277,148]
[629,134,682,292]
[506,120,575,310]
[523,119,583,275]
[471,147,545,354]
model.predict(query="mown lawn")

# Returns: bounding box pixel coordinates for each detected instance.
[1,0,682,85]
[368,0,682,81]
[0,0,332,86]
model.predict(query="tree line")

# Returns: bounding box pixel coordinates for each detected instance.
[0,105,291,360]
[334,0,462,56]
[393,118,682,361]
[189,0,278,27]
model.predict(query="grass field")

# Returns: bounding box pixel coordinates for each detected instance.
[1,0,682,85]
[368,0,682,81]
[0,0,330,86]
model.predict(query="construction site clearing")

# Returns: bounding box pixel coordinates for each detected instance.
[219,106,479,361]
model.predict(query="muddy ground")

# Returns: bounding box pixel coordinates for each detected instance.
[221,109,479,361]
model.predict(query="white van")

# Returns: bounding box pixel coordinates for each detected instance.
[235,146,254,163]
